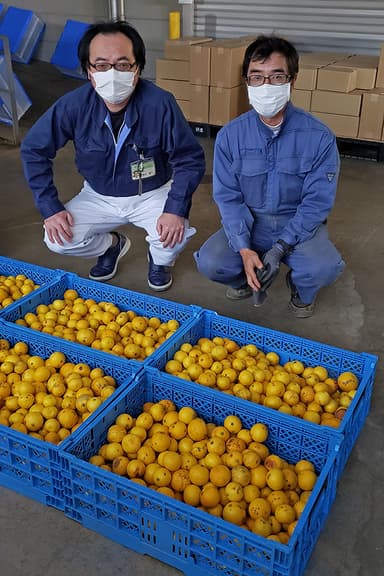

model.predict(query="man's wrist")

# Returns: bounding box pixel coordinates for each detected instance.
[275,239,293,255]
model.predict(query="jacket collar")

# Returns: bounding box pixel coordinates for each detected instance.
[255,101,294,137]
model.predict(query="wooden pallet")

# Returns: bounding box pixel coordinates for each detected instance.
[336,138,384,162]
[189,123,384,162]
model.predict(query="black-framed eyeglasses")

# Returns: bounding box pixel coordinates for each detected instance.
[89,61,137,72]
[247,73,291,87]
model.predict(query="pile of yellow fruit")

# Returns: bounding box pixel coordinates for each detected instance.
[89,400,319,543]
[14,289,180,361]
[164,337,359,427]
[0,338,117,444]
[0,274,40,309]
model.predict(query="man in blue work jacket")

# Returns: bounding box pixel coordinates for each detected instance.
[21,20,205,291]
[195,35,345,317]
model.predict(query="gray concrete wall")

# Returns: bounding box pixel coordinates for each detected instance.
[2,0,179,79]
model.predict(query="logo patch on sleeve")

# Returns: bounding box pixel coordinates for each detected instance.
[327,172,336,182]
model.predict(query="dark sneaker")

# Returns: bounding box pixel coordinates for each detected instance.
[286,272,314,318]
[89,232,131,281]
[147,251,173,291]
[226,284,253,300]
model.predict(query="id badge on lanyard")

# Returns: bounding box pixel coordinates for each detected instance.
[130,146,156,195]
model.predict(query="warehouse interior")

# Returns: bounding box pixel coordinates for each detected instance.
[1,2,384,576]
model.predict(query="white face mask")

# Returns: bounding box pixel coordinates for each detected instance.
[92,68,136,105]
[247,83,291,118]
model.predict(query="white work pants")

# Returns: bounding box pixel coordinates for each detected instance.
[44,180,196,266]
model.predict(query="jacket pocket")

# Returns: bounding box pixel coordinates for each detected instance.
[75,140,111,179]
[234,151,268,209]
[278,156,312,207]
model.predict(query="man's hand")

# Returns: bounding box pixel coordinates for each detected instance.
[157,213,185,248]
[239,248,264,291]
[44,210,74,245]
[257,242,287,290]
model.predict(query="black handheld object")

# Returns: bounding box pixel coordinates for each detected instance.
[252,240,293,307]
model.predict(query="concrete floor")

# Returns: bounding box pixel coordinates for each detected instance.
[0,61,383,576]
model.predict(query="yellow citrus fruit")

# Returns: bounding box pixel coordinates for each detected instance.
[337,371,359,392]
[222,502,246,526]
[152,466,172,487]
[252,517,273,538]
[266,468,285,490]
[177,406,196,424]
[24,412,44,432]
[250,423,268,443]
[248,497,271,519]
[188,463,210,486]
[200,484,221,508]
[165,359,183,375]
[313,365,328,381]
[209,464,231,487]
[187,417,208,441]
[183,484,201,506]
[104,442,124,461]
[297,469,317,491]
[275,503,296,524]
[160,451,182,472]
[295,459,315,473]
[166,420,185,440]
[223,415,242,434]
[58,408,79,429]
[111,456,129,475]
[151,431,171,452]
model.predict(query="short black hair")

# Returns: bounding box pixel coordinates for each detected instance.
[242,35,299,79]
[78,20,146,73]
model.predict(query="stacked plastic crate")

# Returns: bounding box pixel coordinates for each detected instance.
[0,255,378,576]
[0,6,45,125]
[50,19,89,79]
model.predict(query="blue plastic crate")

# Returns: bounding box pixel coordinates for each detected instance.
[0,272,201,368]
[0,255,64,315]
[51,19,89,79]
[62,367,339,576]
[0,7,45,63]
[0,55,32,124]
[0,322,139,509]
[148,309,378,478]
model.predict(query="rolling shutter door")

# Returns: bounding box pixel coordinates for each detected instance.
[194,1,384,54]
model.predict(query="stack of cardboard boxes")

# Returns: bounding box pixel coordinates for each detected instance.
[156,37,253,126]
[156,38,384,142]
[292,49,384,141]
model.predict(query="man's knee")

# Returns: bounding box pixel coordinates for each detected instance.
[194,248,217,280]
[44,235,76,256]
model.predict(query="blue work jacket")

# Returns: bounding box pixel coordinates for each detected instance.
[20,79,205,220]
[213,103,340,252]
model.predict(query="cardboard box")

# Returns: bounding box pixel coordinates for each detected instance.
[295,65,318,90]
[164,37,212,61]
[190,43,211,85]
[156,59,189,82]
[190,37,255,86]
[156,78,190,101]
[317,66,357,92]
[299,52,352,67]
[358,89,384,141]
[376,44,384,88]
[313,112,359,138]
[335,56,378,90]
[210,40,250,88]
[176,99,190,120]
[189,84,209,123]
[311,90,362,116]
[291,89,312,111]
[209,84,249,126]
